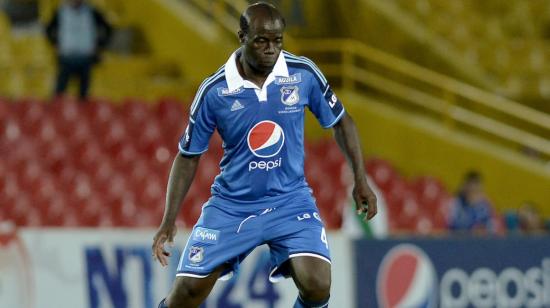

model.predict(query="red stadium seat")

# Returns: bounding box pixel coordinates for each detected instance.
[43,196,69,226]
[102,121,128,150]
[74,140,105,175]
[85,100,117,130]
[51,95,80,105]
[0,172,19,204]
[52,100,85,136]
[1,117,23,143]
[65,120,93,154]
[135,119,164,157]
[415,214,434,235]
[156,98,187,140]
[103,173,129,202]
[61,210,79,227]
[111,144,139,172]
[36,115,59,145]
[10,194,42,226]
[90,160,116,187]
[110,192,139,227]
[0,98,9,121]
[122,99,151,132]
[138,175,164,210]
[69,174,94,203]
[366,158,399,191]
[15,100,46,135]
[412,176,449,210]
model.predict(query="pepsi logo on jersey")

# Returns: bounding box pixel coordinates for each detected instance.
[247,121,284,171]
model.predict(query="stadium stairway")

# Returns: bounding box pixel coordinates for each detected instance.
[287,0,494,90]
[393,0,550,109]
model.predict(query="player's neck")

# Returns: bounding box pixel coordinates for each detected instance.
[237,54,270,88]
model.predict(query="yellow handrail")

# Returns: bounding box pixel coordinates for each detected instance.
[301,39,550,130]
[350,67,550,155]
[296,38,550,158]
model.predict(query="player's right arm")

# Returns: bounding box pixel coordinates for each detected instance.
[152,153,200,267]
[152,77,219,267]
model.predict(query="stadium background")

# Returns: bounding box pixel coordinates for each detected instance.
[1,0,550,307]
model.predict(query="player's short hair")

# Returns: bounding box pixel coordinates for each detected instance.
[240,2,286,35]
[464,170,482,183]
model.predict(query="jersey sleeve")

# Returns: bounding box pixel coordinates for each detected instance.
[306,63,345,128]
[178,91,216,156]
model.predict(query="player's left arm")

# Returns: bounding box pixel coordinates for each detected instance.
[302,57,377,220]
[332,113,378,221]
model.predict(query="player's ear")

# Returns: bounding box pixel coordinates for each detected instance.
[238,30,246,44]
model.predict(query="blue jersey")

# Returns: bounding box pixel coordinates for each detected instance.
[178,49,345,201]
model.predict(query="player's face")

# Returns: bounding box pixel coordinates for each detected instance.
[465,181,484,203]
[242,18,284,72]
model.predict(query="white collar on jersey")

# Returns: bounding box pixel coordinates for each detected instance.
[225,48,289,91]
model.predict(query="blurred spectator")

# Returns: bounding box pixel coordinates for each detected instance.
[45,0,112,100]
[517,201,546,234]
[448,171,500,235]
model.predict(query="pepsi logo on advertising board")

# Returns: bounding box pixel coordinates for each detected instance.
[377,244,438,308]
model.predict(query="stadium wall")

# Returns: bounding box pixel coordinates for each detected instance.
[304,91,550,216]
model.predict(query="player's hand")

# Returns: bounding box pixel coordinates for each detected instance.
[152,224,177,267]
[353,176,378,221]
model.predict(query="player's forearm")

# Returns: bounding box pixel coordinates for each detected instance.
[160,154,200,227]
[333,113,367,182]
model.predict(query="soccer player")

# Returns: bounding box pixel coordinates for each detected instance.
[152,2,377,307]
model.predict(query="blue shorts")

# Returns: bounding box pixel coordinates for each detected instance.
[176,189,331,282]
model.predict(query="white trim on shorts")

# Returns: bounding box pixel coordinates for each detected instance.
[268,252,331,283]
[176,271,234,281]
[289,253,332,264]
[176,272,210,279]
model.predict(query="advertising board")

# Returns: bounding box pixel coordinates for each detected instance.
[355,238,550,308]
[0,228,353,308]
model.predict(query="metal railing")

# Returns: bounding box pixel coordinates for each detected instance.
[296,39,550,159]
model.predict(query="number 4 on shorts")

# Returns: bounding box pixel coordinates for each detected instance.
[321,228,328,249]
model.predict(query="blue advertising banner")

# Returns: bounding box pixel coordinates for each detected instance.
[354,238,550,308]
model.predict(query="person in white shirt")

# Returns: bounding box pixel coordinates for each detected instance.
[46,0,111,100]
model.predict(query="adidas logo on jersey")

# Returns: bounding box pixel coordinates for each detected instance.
[231,100,244,111]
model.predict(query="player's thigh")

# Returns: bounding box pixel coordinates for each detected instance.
[168,264,227,302]
[289,256,331,292]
